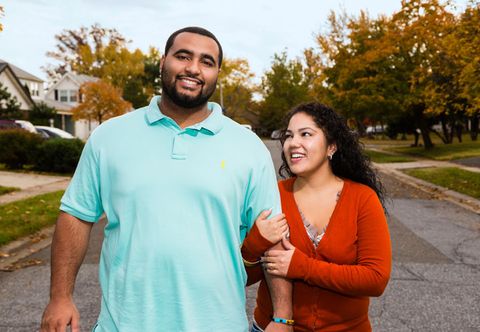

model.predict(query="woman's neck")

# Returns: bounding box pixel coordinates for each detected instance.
[294,167,341,193]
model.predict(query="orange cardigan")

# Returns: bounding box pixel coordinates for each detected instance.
[242,178,391,331]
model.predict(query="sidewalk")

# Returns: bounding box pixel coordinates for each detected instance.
[373,159,480,214]
[0,171,70,270]
[0,170,70,205]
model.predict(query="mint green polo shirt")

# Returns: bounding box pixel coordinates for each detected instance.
[60,96,281,332]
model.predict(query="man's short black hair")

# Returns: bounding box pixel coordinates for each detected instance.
[164,26,223,68]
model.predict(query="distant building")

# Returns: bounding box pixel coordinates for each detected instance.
[0,60,102,140]
[44,72,99,140]
[0,59,35,112]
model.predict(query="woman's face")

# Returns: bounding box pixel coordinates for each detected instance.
[282,112,336,177]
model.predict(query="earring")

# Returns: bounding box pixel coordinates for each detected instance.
[328,154,333,161]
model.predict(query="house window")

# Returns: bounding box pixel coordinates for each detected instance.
[59,90,68,102]
[69,90,78,102]
[30,83,39,97]
[58,90,79,103]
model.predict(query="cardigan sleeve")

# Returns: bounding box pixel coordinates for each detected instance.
[242,222,275,286]
[286,192,391,297]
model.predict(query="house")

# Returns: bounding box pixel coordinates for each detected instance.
[0,59,35,112]
[44,72,99,140]
[0,60,100,140]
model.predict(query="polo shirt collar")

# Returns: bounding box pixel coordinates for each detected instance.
[145,95,224,134]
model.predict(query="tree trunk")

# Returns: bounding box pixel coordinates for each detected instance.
[440,115,451,144]
[356,118,366,137]
[470,113,478,141]
[413,105,434,149]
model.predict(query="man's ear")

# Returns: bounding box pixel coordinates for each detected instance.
[159,56,165,72]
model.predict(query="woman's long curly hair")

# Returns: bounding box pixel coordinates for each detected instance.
[279,102,386,208]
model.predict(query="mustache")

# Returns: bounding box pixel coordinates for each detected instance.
[176,74,204,85]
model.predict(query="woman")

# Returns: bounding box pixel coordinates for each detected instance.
[242,102,391,331]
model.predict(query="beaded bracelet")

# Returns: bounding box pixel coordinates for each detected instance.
[272,317,295,326]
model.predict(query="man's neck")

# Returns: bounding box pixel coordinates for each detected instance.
[158,95,211,129]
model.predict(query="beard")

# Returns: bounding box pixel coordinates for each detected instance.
[161,67,217,109]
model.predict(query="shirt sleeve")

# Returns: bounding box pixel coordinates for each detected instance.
[287,192,392,297]
[241,145,281,237]
[60,135,104,222]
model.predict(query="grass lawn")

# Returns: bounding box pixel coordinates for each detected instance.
[389,140,480,161]
[365,149,416,163]
[0,190,63,246]
[0,186,19,196]
[404,167,480,199]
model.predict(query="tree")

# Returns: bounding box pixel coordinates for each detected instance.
[312,10,402,134]
[211,58,256,123]
[45,23,128,81]
[455,2,480,140]
[45,24,161,109]
[0,82,22,119]
[123,47,162,109]
[71,80,132,124]
[258,52,310,132]
[0,6,4,32]
[29,102,57,125]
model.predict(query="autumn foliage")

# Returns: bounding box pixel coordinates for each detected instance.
[72,80,132,124]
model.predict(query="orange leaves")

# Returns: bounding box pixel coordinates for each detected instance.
[71,80,132,124]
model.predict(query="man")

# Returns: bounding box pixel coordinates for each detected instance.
[40,27,281,332]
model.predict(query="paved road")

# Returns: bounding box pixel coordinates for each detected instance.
[1,140,479,331]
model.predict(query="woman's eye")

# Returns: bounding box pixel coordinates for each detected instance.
[301,132,312,137]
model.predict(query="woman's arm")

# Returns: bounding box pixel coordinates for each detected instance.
[242,210,288,285]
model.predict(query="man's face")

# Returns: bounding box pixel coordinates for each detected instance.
[160,32,220,109]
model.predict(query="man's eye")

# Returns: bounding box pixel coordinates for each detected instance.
[176,55,189,60]
[202,60,214,67]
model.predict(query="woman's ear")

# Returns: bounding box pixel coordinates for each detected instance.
[327,143,337,160]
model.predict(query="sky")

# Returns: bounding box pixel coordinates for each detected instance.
[0,0,469,83]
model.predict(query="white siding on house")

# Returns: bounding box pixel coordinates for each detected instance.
[0,70,34,110]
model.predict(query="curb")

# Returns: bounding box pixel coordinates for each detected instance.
[0,225,55,271]
[375,163,480,215]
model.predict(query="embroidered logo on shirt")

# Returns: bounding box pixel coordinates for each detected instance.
[221,160,226,169]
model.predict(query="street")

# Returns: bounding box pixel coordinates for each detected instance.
[0,140,479,331]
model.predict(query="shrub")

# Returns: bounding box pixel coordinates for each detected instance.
[0,129,43,169]
[34,138,85,173]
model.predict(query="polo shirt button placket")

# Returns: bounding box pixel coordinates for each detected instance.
[171,131,188,160]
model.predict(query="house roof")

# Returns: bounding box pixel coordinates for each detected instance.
[0,59,44,82]
[71,73,98,85]
[42,98,73,112]
[0,64,35,110]
[47,72,98,93]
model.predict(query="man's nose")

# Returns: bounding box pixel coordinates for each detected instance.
[185,60,200,75]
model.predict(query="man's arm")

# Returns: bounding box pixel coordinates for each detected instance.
[264,240,293,332]
[40,212,94,332]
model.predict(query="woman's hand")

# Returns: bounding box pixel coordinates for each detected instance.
[255,209,289,244]
[262,238,296,277]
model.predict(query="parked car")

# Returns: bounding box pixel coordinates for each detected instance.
[365,125,386,135]
[15,120,38,133]
[270,129,283,140]
[34,126,75,139]
[0,119,22,130]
